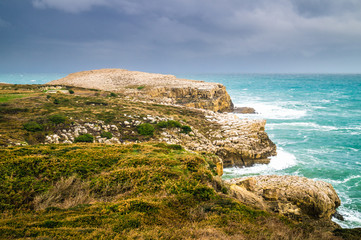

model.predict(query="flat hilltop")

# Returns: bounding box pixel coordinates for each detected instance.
[47,69,234,113]
[47,69,216,90]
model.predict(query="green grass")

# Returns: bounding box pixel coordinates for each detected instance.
[0,94,30,103]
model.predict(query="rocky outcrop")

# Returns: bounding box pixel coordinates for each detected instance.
[43,110,276,167]
[45,69,275,166]
[47,69,233,112]
[233,107,256,114]
[204,112,276,167]
[157,111,276,167]
[226,175,341,220]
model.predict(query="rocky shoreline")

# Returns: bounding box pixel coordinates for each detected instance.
[2,70,360,239]
[43,69,344,226]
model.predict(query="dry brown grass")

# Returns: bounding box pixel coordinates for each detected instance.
[34,176,92,210]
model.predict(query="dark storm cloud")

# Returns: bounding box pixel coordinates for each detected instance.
[0,0,360,73]
[290,0,361,18]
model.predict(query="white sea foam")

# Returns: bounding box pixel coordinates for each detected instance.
[223,148,297,176]
[267,122,338,131]
[319,175,361,185]
[235,102,307,120]
[334,206,361,228]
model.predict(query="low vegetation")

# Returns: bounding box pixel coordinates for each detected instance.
[100,131,113,139]
[0,84,216,147]
[0,83,354,239]
[0,143,344,239]
[137,123,155,136]
[74,133,94,143]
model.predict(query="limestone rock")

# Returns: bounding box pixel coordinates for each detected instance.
[233,107,256,114]
[227,175,341,220]
[46,69,233,112]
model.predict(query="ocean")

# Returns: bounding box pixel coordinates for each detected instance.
[1,73,361,228]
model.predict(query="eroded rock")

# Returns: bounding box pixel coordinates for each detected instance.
[233,107,256,114]
[227,175,341,220]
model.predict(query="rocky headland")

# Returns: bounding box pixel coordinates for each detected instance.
[47,69,234,113]
[43,69,342,224]
[45,69,276,167]
[0,70,354,239]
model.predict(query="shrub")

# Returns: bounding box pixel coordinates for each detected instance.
[167,144,183,150]
[46,95,51,99]
[157,121,168,128]
[69,90,74,94]
[137,123,155,136]
[137,86,145,90]
[100,131,112,139]
[157,120,182,129]
[109,92,117,97]
[48,114,66,124]
[74,134,94,143]
[181,125,192,134]
[53,98,60,104]
[23,121,43,132]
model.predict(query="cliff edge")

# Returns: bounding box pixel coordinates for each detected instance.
[47,69,234,113]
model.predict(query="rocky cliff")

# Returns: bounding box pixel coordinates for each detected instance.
[47,69,233,112]
[226,175,341,221]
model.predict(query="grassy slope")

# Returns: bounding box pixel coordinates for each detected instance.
[0,84,354,239]
[0,84,217,146]
[0,143,342,240]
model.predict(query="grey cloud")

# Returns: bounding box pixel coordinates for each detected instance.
[2,0,359,73]
[32,0,110,13]
[290,0,361,18]
[30,0,361,58]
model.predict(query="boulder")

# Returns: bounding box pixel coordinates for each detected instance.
[233,107,256,114]
[227,175,341,220]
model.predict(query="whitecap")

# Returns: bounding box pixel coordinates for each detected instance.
[235,102,307,120]
[30,80,36,82]
[318,175,361,185]
[267,122,338,131]
[333,206,361,228]
[240,103,307,120]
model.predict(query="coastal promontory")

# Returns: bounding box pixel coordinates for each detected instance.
[0,72,355,239]
[47,69,234,113]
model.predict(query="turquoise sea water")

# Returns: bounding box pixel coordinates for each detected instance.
[1,73,361,228]
[178,74,361,228]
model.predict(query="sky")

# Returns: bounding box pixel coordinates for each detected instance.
[1,0,361,74]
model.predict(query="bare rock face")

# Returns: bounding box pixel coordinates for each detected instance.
[47,69,233,112]
[157,111,276,167]
[227,175,341,220]
[203,113,277,167]
[233,107,256,114]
